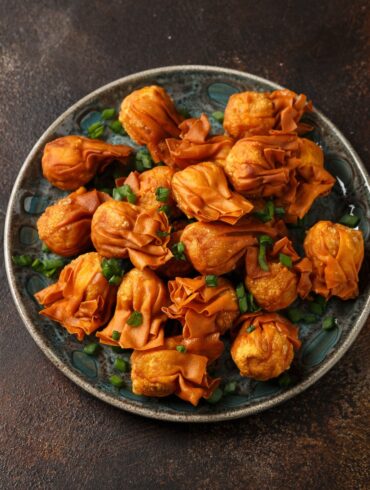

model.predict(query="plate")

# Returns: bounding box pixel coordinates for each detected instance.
[4,66,370,422]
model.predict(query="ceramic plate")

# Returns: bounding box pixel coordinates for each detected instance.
[4,66,370,422]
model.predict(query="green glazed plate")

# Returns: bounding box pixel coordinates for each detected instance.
[4,66,370,422]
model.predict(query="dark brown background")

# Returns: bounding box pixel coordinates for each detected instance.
[1,1,369,489]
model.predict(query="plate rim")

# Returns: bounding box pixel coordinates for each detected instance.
[4,64,370,423]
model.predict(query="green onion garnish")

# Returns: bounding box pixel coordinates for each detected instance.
[87,121,105,139]
[156,230,170,238]
[113,184,137,204]
[41,242,51,253]
[101,108,116,120]
[171,242,186,261]
[211,111,224,123]
[176,345,186,353]
[322,316,337,330]
[158,204,171,216]
[135,150,153,171]
[259,235,274,246]
[278,372,292,388]
[205,275,218,287]
[339,214,360,228]
[112,330,121,341]
[254,201,284,222]
[238,296,248,314]
[206,387,223,404]
[101,258,125,282]
[109,275,122,286]
[155,187,170,202]
[109,374,125,388]
[127,311,143,327]
[108,120,125,134]
[83,343,100,356]
[114,358,129,373]
[111,346,125,353]
[247,292,261,312]
[12,255,33,267]
[223,381,237,394]
[308,297,327,316]
[246,325,256,333]
[42,258,65,270]
[279,253,292,268]
[258,244,268,271]
[236,283,246,299]
[236,282,248,313]
[275,207,285,217]
[287,308,304,323]
[302,313,317,324]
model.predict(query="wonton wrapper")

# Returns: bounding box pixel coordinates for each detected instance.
[131,337,220,406]
[231,312,301,381]
[42,136,133,190]
[303,221,364,299]
[164,113,234,168]
[181,218,284,276]
[91,200,172,270]
[157,228,195,278]
[223,89,312,138]
[245,236,311,311]
[37,187,111,256]
[97,268,168,350]
[119,85,182,162]
[172,161,253,224]
[163,276,239,338]
[34,252,116,340]
[116,165,176,211]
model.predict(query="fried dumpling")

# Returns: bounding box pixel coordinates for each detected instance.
[119,85,182,162]
[91,200,172,270]
[131,337,220,406]
[171,161,253,224]
[42,135,133,190]
[37,187,111,256]
[96,268,168,350]
[164,113,234,168]
[303,221,364,299]
[163,276,239,338]
[223,89,312,138]
[231,312,301,380]
[34,252,116,340]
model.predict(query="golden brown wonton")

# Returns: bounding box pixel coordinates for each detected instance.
[91,200,172,270]
[34,252,116,340]
[171,161,253,224]
[42,135,133,190]
[163,276,239,338]
[37,187,110,256]
[97,268,168,350]
[231,312,301,381]
[304,221,364,300]
[223,89,312,138]
[119,85,183,162]
[131,337,220,406]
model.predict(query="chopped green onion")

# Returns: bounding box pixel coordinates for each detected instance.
[99,187,113,196]
[112,330,121,341]
[113,184,137,204]
[258,244,268,272]
[308,297,327,316]
[254,201,283,222]
[278,372,293,388]
[238,296,248,314]
[205,275,218,287]
[155,187,170,202]
[156,230,170,238]
[259,235,274,246]
[83,343,100,356]
[101,258,125,282]
[172,242,186,261]
[109,275,122,286]
[224,381,237,394]
[265,200,275,220]
[206,387,223,404]
[12,255,33,267]
[246,325,256,333]
[87,121,104,139]
[275,207,285,217]
[42,258,65,270]
[247,292,261,312]
[111,346,125,353]
[109,374,125,388]
[176,345,186,353]
[236,283,246,299]
[114,358,129,373]
[41,242,50,253]
[43,268,57,278]
[158,204,171,216]
[135,150,153,171]
[302,313,317,324]
[279,253,292,268]
[31,258,44,272]
[236,282,248,313]
[287,308,304,323]
[127,311,143,327]
[101,108,116,120]
[108,119,125,134]
[322,316,337,330]
[339,214,360,228]
[211,111,224,123]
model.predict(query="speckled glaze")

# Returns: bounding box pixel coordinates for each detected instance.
[4,66,370,422]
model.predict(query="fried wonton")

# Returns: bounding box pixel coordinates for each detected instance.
[171,161,253,224]
[42,136,133,190]
[303,221,364,299]
[223,89,312,138]
[119,85,182,162]
[34,252,116,340]
[163,276,239,338]
[37,187,111,256]
[116,165,176,211]
[245,236,311,311]
[231,312,301,380]
[131,337,220,406]
[91,200,172,270]
[164,113,234,168]
[96,268,168,350]
[181,218,284,275]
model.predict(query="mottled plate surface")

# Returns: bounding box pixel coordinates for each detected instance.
[4,66,370,422]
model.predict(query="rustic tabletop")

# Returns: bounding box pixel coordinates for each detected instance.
[1,1,369,489]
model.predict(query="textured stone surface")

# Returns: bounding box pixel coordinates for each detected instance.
[0,1,369,489]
